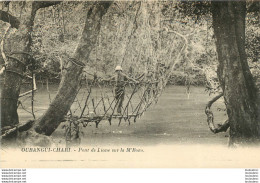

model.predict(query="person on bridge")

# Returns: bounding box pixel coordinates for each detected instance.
[114,65,139,114]
[103,65,139,114]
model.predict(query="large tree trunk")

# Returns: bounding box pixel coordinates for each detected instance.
[0,2,61,141]
[34,2,112,136]
[1,2,36,130]
[211,1,259,145]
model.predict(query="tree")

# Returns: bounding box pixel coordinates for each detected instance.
[0,1,60,131]
[211,1,259,145]
[173,1,260,145]
[34,1,112,136]
[0,1,112,141]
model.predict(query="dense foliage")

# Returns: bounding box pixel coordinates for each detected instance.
[0,1,259,86]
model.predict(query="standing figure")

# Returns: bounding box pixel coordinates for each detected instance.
[144,70,154,103]
[107,65,138,114]
[102,65,140,114]
[114,66,125,114]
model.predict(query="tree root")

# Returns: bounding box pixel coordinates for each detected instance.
[1,120,53,147]
[1,120,35,139]
[205,93,230,133]
[17,130,53,147]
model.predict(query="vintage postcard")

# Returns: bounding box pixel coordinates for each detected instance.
[0,0,260,168]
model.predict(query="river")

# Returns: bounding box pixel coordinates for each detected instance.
[17,85,228,146]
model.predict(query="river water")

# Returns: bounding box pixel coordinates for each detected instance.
[17,85,228,146]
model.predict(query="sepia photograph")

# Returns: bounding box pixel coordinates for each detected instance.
[0,0,260,169]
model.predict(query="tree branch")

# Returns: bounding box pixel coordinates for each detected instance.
[1,120,35,139]
[207,92,223,108]
[1,25,10,64]
[33,1,62,11]
[19,74,37,97]
[247,2,260,13]
[0,10,20,29]
[205,93,230,133]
